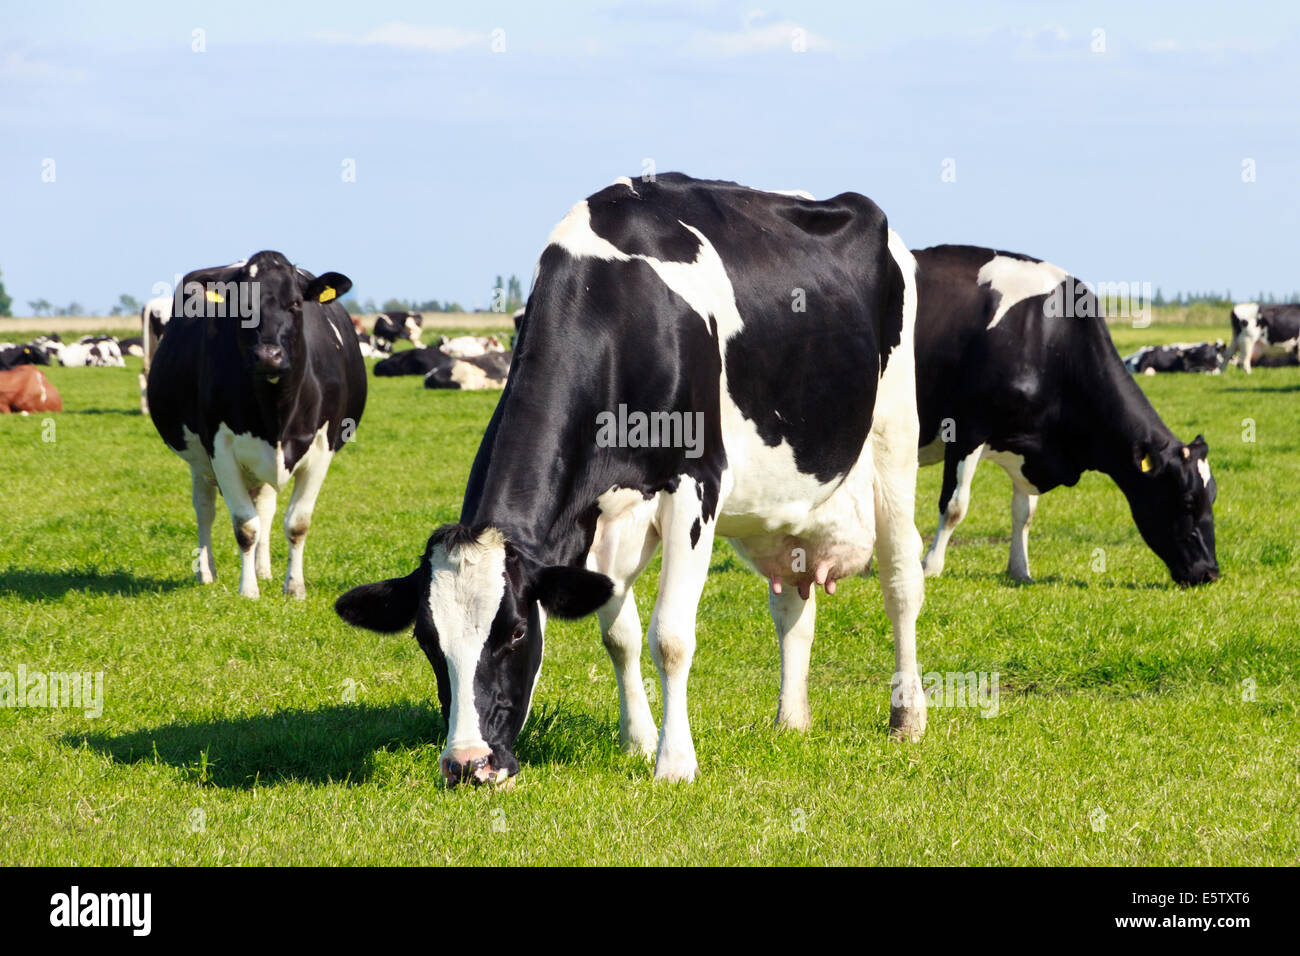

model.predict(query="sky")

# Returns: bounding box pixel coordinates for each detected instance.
[2,0,1298,313]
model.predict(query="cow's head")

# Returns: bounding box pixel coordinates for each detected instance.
[335,524,613,788]
[1128,435,1219,586]
[203,252,351,380]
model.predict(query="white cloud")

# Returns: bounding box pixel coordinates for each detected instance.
[1,51,86,81]
[314,22,488,53]
[688,14,829,56]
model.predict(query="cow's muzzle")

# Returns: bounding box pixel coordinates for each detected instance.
[441,746,514,789]
[252,344,289,376]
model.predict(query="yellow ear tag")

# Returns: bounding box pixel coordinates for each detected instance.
[205,289,224,303]
[1140,454,1155,473]
[318,286,336,303]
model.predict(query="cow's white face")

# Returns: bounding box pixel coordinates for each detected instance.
[335,524,614,788]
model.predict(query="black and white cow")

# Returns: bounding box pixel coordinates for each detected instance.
[147,251,366,598]
[1124,341,1225,375]
[59,335,124,367]
[372,311,424,350]
[373,347,448,377]
[336,174,926,787]
[137,295,172,413]
[437,334,507,358]
[423,350,512,390]
[1225,303,1300,373]
[0,342,53,370]
[913,244,1219,586]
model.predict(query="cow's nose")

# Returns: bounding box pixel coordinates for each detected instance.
[442,745,494,788]
[253,345,286,370]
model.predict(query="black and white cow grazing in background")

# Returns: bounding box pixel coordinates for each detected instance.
[423,350,512,390]
[337,173,926,787]
[1124,341,1225,375]
[1225,303,1300,373]
[0,342,52,370]
[912,244,1219,587]
[138,295,172,413]
[372,311,424,350]
[148,250,366,598]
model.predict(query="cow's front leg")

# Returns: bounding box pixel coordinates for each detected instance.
[1006,489,1038,582]
[282,446,334,598]
[768,585,815,731]
[597,587,658,757]
[190,467,218,584]
[254,483,277,580]
[648,482,715,782]
[211,441,261,599]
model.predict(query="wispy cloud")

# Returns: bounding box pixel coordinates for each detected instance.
[314,22,489,53]
[687,12,829,56]
[1,51,86,82]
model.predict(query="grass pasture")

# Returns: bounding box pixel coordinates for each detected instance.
[1,322,1297,865]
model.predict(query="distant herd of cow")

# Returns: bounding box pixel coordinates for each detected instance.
[4,174,1294,786]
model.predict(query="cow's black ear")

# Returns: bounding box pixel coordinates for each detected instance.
[1188,434,1209,458]
[532,566,614,619]
[335,570,420,633]
[304,272,352,305]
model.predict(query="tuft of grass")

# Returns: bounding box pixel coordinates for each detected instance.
[1,322,1297,865]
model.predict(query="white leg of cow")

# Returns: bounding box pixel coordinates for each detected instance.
[210,441,261,599]
[1006,489,1039,582]
[190,467,217,584]
[138,372,149,416]
[872,430,927,739]
[597,589,659,757]
[254,483,276,580]
[282,448,334,599]
[922,443,984,578]
[647,483,714,782]
[769,586,815,731]
[1240,331,1260,374]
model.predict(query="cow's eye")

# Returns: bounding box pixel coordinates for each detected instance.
[509,622,527,646]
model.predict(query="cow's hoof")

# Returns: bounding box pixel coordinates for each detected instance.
[1006,568,1032,584]
[283,580,306,599]
[256,566,272,581]
[621,729,658,759]
[921,556,944,578]
[653,752,698,782]
[196,573,215,585]
[775,706,811,732]
[238,585,261,599]
[889,706,927,741]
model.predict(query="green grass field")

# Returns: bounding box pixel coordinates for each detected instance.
[1,322,1297,865]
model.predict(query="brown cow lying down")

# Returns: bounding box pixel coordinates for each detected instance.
[0,365,63,414]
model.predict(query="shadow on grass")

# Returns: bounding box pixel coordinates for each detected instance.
[65,701,618,789]
[944,569,1177,591]
[0,566,184,600]
[65,408,142,416]
[1219,385,1300,393]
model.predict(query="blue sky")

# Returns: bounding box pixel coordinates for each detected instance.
[2,1,1298,312]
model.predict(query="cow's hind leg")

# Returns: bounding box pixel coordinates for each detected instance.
[254,483,276,580]
[769,587,816,731]
[922,443,984,578]
[282,447,335,599]
[647,479,715,782]
[190,467,218,584]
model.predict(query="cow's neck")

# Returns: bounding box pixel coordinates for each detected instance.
[459,383,604,570]
[1067,331,1177,493]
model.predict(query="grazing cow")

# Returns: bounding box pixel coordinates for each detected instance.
[1124,341,1225,375]
[372,348,449,377]
[1226,303,1300,373]
[336,173,926,787]
[60,335,125,368]
[137,295,172,413]
[0,365,62,414]
[913,244,1219,586]
[373,311,424,350]
[147,250,366,598]
[0,343,52,370]
[424,350,512,390]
